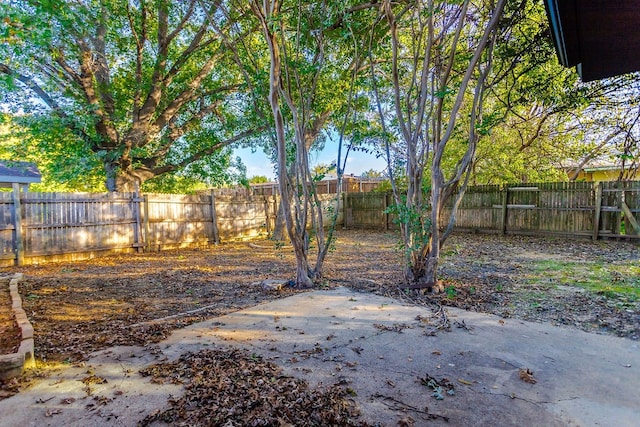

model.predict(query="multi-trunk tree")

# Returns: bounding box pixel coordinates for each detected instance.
[370,0,507,289]
[2,0,637,290]
[249,0,372,287]
[1,0,257,192]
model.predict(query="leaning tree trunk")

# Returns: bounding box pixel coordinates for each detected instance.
[253,0,314,288]
[271,199,287,241]
[424,176,444,291]
[271,166,296,242]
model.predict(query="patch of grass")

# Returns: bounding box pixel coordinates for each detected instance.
[445,285,457,299]
[442,244,462,257]
[530,259,640,302]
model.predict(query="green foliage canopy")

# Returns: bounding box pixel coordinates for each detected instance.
[1,0,257,192]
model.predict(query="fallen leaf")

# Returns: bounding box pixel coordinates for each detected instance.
[45,408,62,417]
[0,387,16,399]
[519,368,536,384]
[137,348,364,426]
[81,375,108,385]
[457,378,473,385]
[397,415,415,426]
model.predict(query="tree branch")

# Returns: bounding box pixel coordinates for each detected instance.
[147,127,262,176]
[0,63,94,145]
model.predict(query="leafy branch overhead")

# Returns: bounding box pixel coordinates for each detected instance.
[1,0,263,191]
[1,0,638,194]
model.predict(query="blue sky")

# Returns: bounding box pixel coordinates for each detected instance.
[234,138,387,180]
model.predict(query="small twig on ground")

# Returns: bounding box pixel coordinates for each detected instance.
[454,319,473,333]
[127,305,222,328]
[371,393,449,422]
[430,302,451,332]
[391,287,452,334]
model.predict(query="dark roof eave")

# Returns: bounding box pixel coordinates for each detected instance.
[544,0,569,67]
[543,0,640,82]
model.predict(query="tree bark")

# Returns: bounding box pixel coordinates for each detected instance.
[252,0,314,288]
[271,198,287,241]
[376,0,506,290]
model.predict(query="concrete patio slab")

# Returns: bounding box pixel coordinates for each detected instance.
[0,287,638,426]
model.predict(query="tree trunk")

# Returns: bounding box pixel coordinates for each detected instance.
[114,175,140,192]
[103,160,154,193]
[104,162,118,192]
[271,199,286,241]
[252,0,314,288]
[294,253,314,288]
[404,247,443,291]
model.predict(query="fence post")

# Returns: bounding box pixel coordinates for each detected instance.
[342,192,348,228]
[210,190,220,244]
[500,185,508,234]
[592,182,602,240]
[384,192,389,230]
[274,193,281,232]
[143,194,150,251]
[263,195,271,235]
[132,189,143,253]
[11,183,24,266]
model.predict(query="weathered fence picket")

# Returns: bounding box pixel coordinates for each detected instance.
[0,181,637,266]
[343,181,640,241]
[0,191,344,266]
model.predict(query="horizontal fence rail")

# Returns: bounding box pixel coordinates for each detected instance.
[0,187,343,266]
[344,181,640,240]
[0,181,637,266]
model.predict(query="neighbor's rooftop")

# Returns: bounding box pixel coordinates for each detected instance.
[0,160,41,187]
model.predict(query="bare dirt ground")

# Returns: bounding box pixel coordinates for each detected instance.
[344,231,640,339]
[1,229,638,405]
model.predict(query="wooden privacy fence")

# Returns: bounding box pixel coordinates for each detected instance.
[0,188,342,266]
[344,181,640,240]
[343,192,395,230]
[248,177,385,196]
[1,181,636,266]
